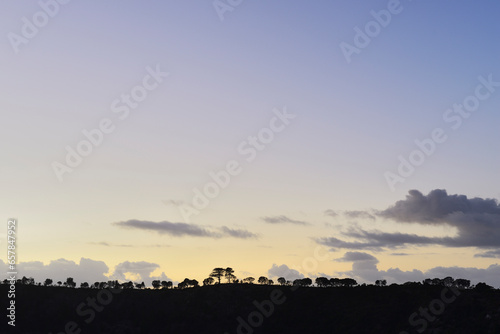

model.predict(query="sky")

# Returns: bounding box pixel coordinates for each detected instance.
[1,0,500,287]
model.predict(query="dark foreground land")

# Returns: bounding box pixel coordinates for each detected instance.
[1,284,500,334]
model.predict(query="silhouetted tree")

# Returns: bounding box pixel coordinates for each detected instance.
[475,282,493,291]
[423,278,432,285]
[108,280,121,289]
[455,278,471,289]
[123,281,134,289]
[57,281,62,287]
[268,279,274,285]
[277,277,287,286]
[340,278,357,287]
[44,278,53,286]
[258,276,269,285]
[243,277,255,284]
[225,267,236,283]
[93,282,99,289]
[431,278,443,286]
[210,268,225,284]
[160,280,173,289]
[330,278,341,287]
[178,278,199,289]
[80,282,89,288]
[203,277,215,286]
[375,279,387,287]
[135,282,145,289]
[66,277,76,288]
[152,280,161,289]
[293,278,312,287]
[443,276,455,287]
[316,277,330,287]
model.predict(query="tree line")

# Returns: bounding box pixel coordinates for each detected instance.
[1,268,492,290]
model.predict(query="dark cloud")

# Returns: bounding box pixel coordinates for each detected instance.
[114,219,257,239]
[344,210,375,220]
[267,264,304,281]
[379,189,500,223]
[114,219,217,237]
[336,252,378,262]
[474,249,500,258]
[219,226,259,239]
[261,215,309,225]
[316,189,500,251]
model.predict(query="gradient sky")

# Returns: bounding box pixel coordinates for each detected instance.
[1,0,500,287]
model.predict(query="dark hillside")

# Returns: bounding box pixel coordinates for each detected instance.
[1,284,500,333]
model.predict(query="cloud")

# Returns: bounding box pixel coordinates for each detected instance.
[114,219,257,239]
[114,219,217,237]
[316,189,500,250]
[88,242,133,247]
[109,261,173,285]
[336,252,378,262]
[267,264,304,281]
[336,252,500,287]
[324,209,338,217]
[219,226,259,239]
[474,249,500,258]
[261,215,309,225]
[0,258,109,284]
[379,189,500,223]
[344,210,375,220]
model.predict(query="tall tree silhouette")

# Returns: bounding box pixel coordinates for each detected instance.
[225,267,236,283]
[210,268,225,284]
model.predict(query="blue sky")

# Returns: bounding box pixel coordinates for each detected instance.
[1,0,500,287]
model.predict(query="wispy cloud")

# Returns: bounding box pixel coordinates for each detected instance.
[219,226,259,239]
[261,215,310,225]
[88,242,133,247]
[113,219,258,239]
[324,209,338,217]
[343,210,376,220]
